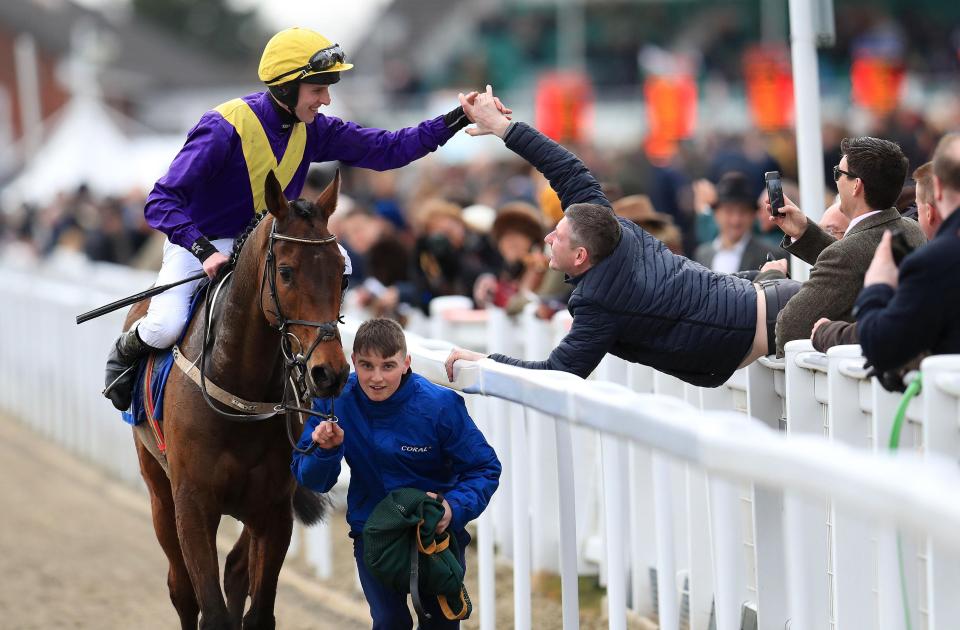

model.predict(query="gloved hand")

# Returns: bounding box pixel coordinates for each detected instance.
[864,361,907,393]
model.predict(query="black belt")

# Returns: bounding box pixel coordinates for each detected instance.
[757,279,802,355]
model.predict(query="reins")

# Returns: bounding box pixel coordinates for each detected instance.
[191,217,343,455]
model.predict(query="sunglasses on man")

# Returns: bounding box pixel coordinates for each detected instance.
[833,165,858,182]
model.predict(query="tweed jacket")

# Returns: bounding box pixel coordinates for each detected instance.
[774,207,926,356]
[811,320,858,353]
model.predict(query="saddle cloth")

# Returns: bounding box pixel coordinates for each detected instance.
[121,350,175,428]
[119,280,210,451]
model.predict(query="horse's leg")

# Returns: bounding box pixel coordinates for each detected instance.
[241,506,294,630]
[135,437,200,630]
[173,483,231,629]
[224,527,251,629]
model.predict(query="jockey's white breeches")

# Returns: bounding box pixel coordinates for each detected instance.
[136,237,234,349]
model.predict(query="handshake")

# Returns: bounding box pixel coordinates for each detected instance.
[459,85,513,139]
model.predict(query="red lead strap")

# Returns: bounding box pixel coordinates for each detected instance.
[143,355,167,454]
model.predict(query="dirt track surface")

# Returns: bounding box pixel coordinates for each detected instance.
[0,415,653,630]
[0,415,369,630]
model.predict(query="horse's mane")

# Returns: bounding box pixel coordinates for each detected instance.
[228,210,268,268]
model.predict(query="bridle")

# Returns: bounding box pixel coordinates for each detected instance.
[197,218,344,455]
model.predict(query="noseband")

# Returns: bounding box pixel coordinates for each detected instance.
[197,218,344,455]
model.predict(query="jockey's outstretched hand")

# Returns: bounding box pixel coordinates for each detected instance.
[203,252,230,279]
[311,420,344,450]
[459,85,512,138]
[461,87,513,123]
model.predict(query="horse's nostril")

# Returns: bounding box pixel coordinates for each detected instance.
[311,366,331,386]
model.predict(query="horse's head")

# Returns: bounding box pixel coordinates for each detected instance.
[261,170,350,399]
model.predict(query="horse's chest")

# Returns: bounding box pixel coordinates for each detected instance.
[218,439,293,511]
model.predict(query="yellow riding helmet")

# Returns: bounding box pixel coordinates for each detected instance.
[258,27,354,86]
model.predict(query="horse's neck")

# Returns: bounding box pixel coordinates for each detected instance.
[204,234,284,400]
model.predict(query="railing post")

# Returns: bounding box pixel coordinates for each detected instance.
[463,394,497,630]
[827,345,876,628]
[512,402,532,630]
[555,417,581,629]
[628,443,657,617]
[747,357,789,629]
[522,306,561,574]
[601,432,628,630]
[627,364,658,618]
[485,309,518,560]
[652,372,689,629]
[784,340,831,628]
[653,453,680,630]
[688,466,716,629]
[593,355,629,628]
[920,356,960,627]
[867,355,922,630]
[708,474,748,630]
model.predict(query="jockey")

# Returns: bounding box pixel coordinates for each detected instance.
[103,27,485,411]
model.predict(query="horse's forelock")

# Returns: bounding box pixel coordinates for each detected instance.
[287,198,336,237]
[290,198,317,220]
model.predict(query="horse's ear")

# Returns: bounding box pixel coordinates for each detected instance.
[264,170,288,221]
[314,169,341,221]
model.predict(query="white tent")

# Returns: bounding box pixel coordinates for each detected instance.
[1,22,182,207]
[1,95,182,206]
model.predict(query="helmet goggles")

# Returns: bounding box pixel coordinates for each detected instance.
[267,44,346,85]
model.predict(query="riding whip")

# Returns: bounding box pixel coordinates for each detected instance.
[75,271,207,324]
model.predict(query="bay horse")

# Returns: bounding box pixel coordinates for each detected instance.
[126,170,350,629]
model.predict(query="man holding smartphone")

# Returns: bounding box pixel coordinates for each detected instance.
[764,136,925,356]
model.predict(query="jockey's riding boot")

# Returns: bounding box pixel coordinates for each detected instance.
[103,327,155,411]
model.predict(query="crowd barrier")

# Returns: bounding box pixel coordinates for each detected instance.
[3,261,960,630]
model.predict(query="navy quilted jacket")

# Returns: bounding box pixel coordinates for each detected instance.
[488,123,758,387]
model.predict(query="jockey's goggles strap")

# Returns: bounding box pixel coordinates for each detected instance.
[266,44,345,85]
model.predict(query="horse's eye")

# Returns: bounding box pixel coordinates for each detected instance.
[278,266,293,282]
[340,276,349,291]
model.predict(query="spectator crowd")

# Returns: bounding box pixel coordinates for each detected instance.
[0,185,157,271]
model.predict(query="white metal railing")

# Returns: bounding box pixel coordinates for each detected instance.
[4,262,960,630]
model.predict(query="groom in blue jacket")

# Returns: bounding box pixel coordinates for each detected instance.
[293,318,500,629]
[445,87,785,387]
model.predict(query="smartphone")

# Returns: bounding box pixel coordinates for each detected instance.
[889,228,915,266]
[765,171,785,217]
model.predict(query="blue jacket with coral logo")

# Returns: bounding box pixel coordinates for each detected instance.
[291,372,501,543]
